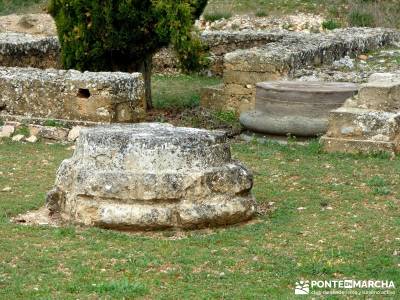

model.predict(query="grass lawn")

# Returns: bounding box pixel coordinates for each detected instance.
[152,74,221,109]
[0,139,399,299]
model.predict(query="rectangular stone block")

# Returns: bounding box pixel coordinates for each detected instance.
[326,107,400,141]
[0,33,60,69]
[0,67,145,123]
[321,136,397,155]
[356,81,400,112]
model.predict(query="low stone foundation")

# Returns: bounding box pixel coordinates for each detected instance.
[0,67,145,123]
[0,30,287,75]
[0,33,59,68]
[202,28,400,113]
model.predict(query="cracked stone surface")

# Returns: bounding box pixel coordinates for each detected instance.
[46,123,257,230]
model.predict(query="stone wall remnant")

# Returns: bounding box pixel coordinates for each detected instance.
[321,73,400,155]
[202,28,400,113]
[154,30,288,75]
[0,67,145,123]
[46,123,257,230]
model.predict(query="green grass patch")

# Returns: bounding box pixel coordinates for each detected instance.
[0,139,399,298]
[152,74,221,109]
[348,10,375,27]
[322,19,341,30]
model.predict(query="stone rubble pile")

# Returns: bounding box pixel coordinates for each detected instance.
[0,121,83,143]
[321,73,400,155]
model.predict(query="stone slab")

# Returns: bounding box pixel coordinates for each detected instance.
[321,136,397,155]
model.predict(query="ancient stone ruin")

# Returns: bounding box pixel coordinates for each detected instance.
[321,73,400,155]
[0,32,59,69]
[0,67,145,123]
[240,81,358,136]
[45,123,257,230]
[201,28,400,113]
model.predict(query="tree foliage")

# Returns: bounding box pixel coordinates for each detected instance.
[49,0,208,72]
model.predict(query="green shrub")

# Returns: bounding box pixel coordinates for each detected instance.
[322,19,341,30]
[348,10,375,27]
[49,0,208,109]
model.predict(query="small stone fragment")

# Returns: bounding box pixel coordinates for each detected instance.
[0,125,15,138]
[67,126,82,142]
[12,134,25,142]
[26,135,38,143]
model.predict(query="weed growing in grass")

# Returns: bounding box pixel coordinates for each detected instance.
[14,125,29,136]
[213,110,238,125]
[89,279,149,297]
[203,11,232,22]
[43,119,63,127]
[322,19,341,30]
[367,175,391,195]
[255,10,268,17]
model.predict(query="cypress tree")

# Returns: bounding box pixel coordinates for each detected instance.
[49,0,208,109]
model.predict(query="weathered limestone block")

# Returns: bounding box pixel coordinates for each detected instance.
[321,73,400,154]
[352,82,400,112]
[218,28,400,112]
[46,123,257,230]
[240,81,358,136]
[0,33,59,68]
[0,67,145,123]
